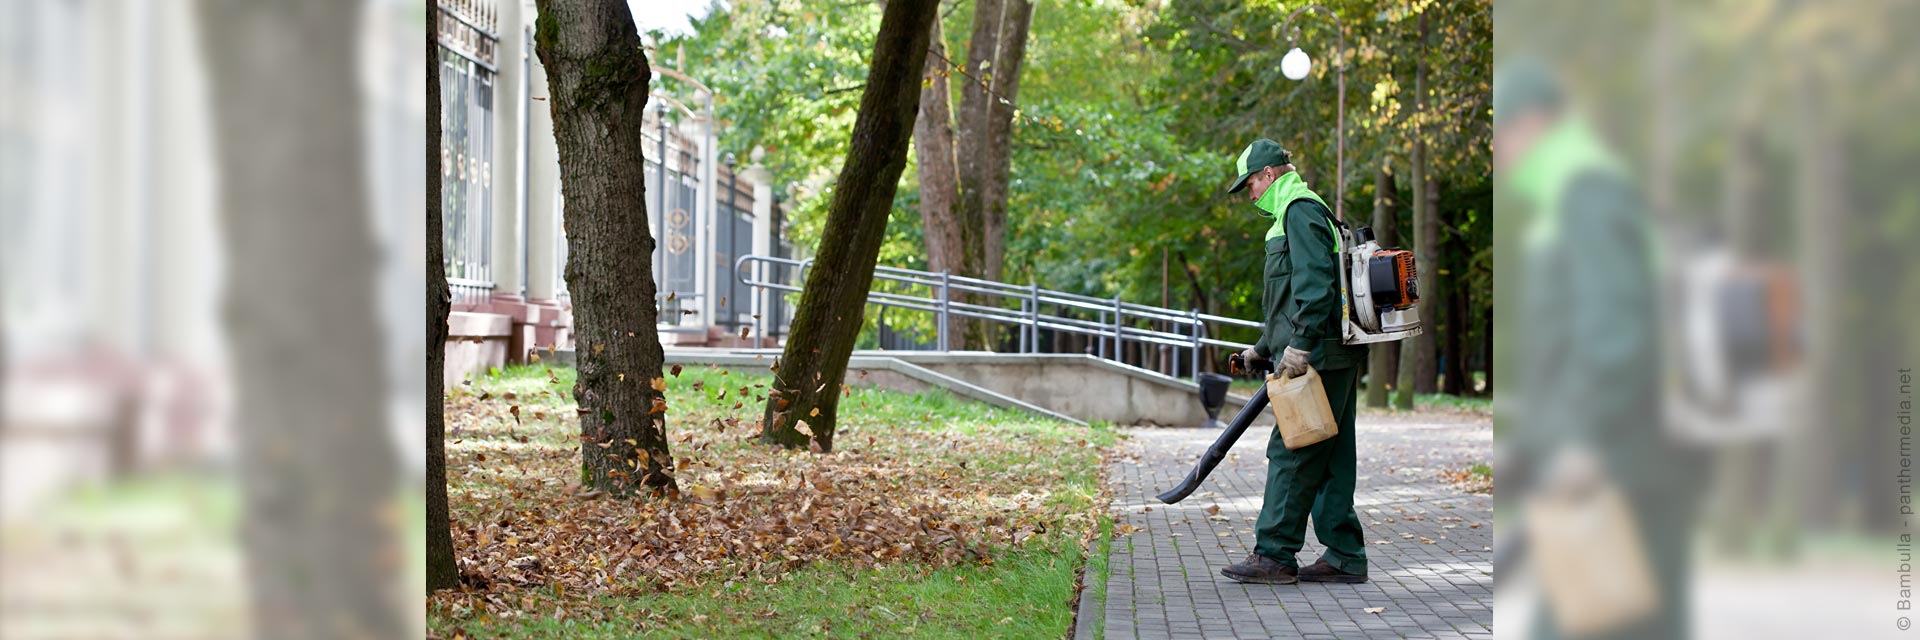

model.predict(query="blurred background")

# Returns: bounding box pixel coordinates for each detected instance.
[1496,0,1919,639]
[0,0,424,636]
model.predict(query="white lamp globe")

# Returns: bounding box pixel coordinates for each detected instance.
[1281,47,1311,80]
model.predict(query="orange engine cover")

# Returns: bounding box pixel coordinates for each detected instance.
[1366,250,1419,309]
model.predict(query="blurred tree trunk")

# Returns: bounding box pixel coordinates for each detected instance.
[426,2,458,593]
[1480,312,1493,397]
[1365,164,1399,408]
[1442,234,1467,396]
[533,0,676,496]
[1415,176,1441,394]
[1440,175,1466,396]
[1399,10,1438,404]
[197,0,403,635]
[762,0,940,450]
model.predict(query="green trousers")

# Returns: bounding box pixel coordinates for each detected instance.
[1253,365,1366,575]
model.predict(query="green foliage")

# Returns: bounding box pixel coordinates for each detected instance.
[661,0,1491,377]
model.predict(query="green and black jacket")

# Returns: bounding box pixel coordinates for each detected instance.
[1251,172,1366,370]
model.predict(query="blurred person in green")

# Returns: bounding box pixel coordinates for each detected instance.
[1496,59,1705,639]
[1218,139,1370,585]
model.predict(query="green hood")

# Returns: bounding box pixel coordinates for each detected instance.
[1253,171,1330,242]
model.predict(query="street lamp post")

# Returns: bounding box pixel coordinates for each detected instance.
[1280,4,1346,222]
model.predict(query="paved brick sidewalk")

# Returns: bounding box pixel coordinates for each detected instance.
[1080,412,1494,640]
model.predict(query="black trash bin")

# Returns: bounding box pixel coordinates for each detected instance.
[1196,372,1233,429]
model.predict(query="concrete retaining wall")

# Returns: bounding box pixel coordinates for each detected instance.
[444,311,512,387]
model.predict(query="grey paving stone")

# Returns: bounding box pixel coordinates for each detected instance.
[1076,412,1493,639]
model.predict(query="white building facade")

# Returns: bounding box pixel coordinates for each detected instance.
[435,0,796,385]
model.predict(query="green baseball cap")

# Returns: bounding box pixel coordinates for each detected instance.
[1226,139,1292,194]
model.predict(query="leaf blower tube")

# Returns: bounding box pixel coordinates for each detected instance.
[1156,354,1274,504]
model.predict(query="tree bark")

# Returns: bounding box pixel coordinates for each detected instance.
[913,0,1031,351]
[912,16,988,350]
[761,0,940,450]
[196,1,402,635]
[534,0,676,496]
[915,17,965,277]
[1365,164,1399,407]
[1413,176,1441,394]
[954,0,1003,217]
[978,0,1033,284]
[1441,225,1466,396]
[1396,11,1434,408]
[1481,311,1494,397]
[426,2,459,593]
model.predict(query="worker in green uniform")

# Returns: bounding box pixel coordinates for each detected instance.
[1496,60,1704,639]
[1219,139,1370,585]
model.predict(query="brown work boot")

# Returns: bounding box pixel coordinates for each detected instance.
[1221,554,1298,584]
[1297,559,1367,583]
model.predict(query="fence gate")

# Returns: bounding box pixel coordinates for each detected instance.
[436,0,497,304]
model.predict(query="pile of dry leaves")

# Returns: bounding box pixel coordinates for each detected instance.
[429,366,1109,619]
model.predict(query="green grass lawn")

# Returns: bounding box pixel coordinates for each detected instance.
[430,363,1117,639]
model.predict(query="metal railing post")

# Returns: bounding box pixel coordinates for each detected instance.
[754,259,765,346]
[1095,311,1106,359]
[938,270,951,351]
[1189,308,1202,379]
[1027,281,1040,354]
[1112,296,1124,365]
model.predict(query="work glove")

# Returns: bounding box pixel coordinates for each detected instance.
[1235,347,1268,376]
[1279,346,1311,378]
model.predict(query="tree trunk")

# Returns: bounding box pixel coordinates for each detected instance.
[978,0,1033,284]
[196,1,403,635]
[1365,164,1398,408]
[1442,233,1467,396]
[912,17,988,351]
[761,0,940,451]
[917,0,1030,351]
[1481,311,1494,397]
[1397,11,1435,407]
[1413,177,1441,394]
[426,2,459,593]
[533,0,676,496]
[915,17,964,276]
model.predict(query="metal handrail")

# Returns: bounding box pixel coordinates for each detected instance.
[733,254,1261,376]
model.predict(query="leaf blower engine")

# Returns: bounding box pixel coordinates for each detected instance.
[1340,226,1423,344]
